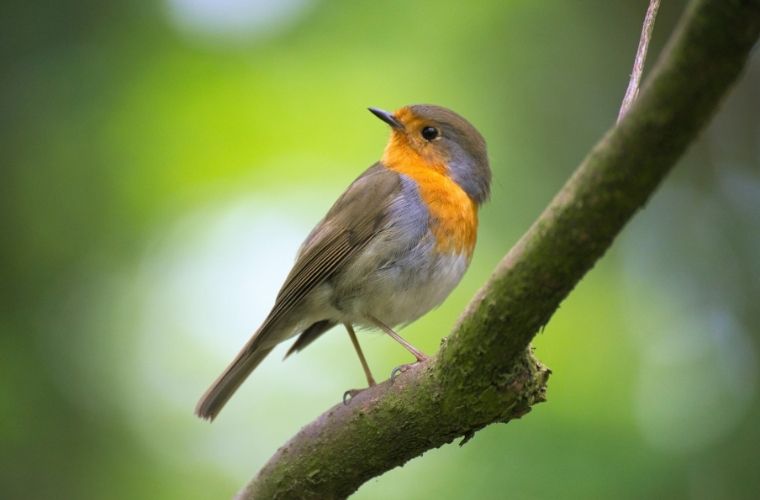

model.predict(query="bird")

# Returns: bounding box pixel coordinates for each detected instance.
[195,104,491,421]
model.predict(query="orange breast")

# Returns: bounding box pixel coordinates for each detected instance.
[384,159,479,257]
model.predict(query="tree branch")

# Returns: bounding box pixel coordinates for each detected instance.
[240,0,760,498]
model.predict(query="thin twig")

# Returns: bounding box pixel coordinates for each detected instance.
[618,0,661,122]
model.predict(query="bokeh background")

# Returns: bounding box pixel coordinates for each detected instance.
[2,0,759,498]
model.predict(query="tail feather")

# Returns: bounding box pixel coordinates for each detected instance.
[284,320,336,359]
[195,344,275,421]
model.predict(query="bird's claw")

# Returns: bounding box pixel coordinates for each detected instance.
[343,388,365,405]
[390,363,415,383]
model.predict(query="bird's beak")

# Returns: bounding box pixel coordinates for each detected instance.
[368,107,404,130]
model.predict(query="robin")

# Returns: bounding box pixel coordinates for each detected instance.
[196,104,491,421]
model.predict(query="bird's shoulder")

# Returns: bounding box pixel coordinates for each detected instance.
[299,163,404,253]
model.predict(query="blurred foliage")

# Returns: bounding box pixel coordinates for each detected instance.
[2,0,759,498]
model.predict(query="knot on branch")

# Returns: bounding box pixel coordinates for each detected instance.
[496,348,551,421]
[457,347,551,446]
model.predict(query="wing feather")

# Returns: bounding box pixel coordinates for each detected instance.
[248,164,401,351]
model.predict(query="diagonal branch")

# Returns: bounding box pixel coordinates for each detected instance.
[240,0,760,498]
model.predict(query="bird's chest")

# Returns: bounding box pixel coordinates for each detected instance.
[344,171,477,325]
[393,165,479,257]
[327,166,479,326]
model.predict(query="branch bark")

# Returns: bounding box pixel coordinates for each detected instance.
[240,0,760,498]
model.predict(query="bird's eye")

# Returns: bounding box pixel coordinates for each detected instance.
[421,126,439,141]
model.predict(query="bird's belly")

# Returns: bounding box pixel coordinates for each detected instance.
[369,252,469,326]
[331,235,470,327]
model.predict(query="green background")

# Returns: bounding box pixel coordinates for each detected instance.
[2,1,759,498]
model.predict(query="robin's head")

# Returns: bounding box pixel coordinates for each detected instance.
[370,104,491,205]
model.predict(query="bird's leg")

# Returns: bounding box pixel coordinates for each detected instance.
[367,315,429,383]
[367,314,428,362]
[345,323,376,387]
[344,317,429,401]
[343,323,378,405]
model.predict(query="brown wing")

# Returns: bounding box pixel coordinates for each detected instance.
[249,163,402,351]
[196,164,402,420]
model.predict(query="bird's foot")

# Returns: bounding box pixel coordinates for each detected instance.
[390,365,408,382]
[342,388,367,405]
[389,360,421,383]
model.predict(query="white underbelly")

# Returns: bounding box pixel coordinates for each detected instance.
[335,248,470,328]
